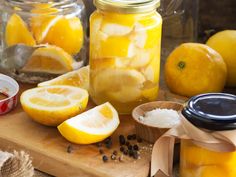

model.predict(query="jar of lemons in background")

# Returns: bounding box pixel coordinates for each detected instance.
[0,0,87,83]
[90,0,162,114]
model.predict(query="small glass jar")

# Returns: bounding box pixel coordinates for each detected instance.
[89,0,162,114]
[0,0,87,83]
[180,93,236,177]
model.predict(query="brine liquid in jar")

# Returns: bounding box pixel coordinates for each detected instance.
[89,0,162,114]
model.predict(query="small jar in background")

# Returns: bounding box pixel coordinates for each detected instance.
[0,0,88,83]
[180,93,236,177]
[89,0,162,114]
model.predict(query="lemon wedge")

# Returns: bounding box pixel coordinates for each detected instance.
[20,86,89,126]
[22,45,73,74]
[5,13,36,46]
[38,65,89,91]
[58,102,119,144]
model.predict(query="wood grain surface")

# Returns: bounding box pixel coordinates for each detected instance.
[0,84,187,177]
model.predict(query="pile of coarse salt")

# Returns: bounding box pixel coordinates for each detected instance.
[139,108,180,128]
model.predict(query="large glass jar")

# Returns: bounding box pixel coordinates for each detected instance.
[0,0,87,83]
[89,0,162,114]
[180,93,236,177]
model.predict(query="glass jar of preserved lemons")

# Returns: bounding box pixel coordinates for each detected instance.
[90,0,162,114]
[180,93,236,177]
[0,0,87,83]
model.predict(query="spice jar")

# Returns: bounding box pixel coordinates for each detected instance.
[89,0,162,114]
[180,93,236,177]
[0,0,87,83]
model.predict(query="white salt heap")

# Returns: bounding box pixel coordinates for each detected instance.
[139,108,180,128]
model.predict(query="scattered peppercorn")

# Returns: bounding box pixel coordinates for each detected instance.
[133,144,139,151]
[125,141,130,146]
[120,146,125,152]
[137,137,143,143]
[127,135,132,140]
[128,145,133,150]
[104,137,112,144]
[119,135,126,145]
[123,150,128,156]
[113,150,118,156]
[67,145,72,153]
[99,149,104,154]
[111,154,116,160]
[102,155,108,162]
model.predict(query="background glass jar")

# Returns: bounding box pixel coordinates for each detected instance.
[0,0,88,83]
[89,0,162,114]
[180,93,236,177]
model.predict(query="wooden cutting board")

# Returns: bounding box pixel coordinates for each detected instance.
[0,84,187,177]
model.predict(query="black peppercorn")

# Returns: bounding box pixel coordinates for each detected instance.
[67,145,72,153]
[119,135,126,145]
[127,135,132,140]
[125,141,130,146]
[133,144,139,151]
[128,145,133,150]
[111,154,116,160]
[113,150,118,156]
[123,150,128,156]
[102,155,108,162]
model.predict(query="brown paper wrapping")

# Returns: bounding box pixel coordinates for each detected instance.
[0,151,34,177]
[151,113,236,177]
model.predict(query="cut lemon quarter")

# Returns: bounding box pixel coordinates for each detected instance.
[5,13,36,46]
[58,102,120,144]
[20,86,89,126]
[22,45,73,74]
[38,65,89,91]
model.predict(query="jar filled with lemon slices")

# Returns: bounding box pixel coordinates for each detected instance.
[90,0,162,114]
[0,0,87,83]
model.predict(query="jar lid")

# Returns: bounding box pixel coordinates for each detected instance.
[182,93,236,131]
[94,0,160,13]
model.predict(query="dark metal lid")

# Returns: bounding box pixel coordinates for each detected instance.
[182,93,236,131]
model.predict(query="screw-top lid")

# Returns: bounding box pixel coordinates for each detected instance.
[93,0,160,13]
[182,93,236,131]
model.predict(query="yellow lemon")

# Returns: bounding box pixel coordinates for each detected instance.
[22,45,73,74]
[20,85,89,126]
[58,102,120,144]
[30,6,62,44]
[5,13,36,46]
[38,65,89,91]
[165,43,227,97]
[92,68,145,93]
[42,16,84,55]
[206,30,236,87]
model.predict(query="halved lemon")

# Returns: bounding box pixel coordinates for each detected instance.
[58,102,120,144]
[22,45,73,74]
[20,85,89,126]
[5,13,36,46]
[38,65,89,91]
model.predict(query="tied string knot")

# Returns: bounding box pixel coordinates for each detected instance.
[151,113,236,177]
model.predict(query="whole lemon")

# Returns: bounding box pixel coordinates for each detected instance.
[165,43,227,97]
[206,30,236,87]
